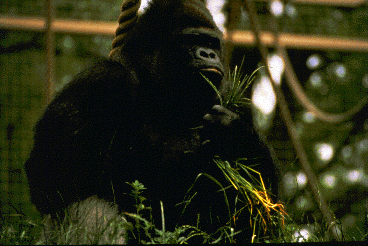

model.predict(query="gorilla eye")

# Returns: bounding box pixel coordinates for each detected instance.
[180,33,221,50]
[201,36,221,50]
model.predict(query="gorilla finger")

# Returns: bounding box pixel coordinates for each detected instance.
[211,105,239,120]
[220,114,234,126]
[203,113,214,122]
[210,105,227,115]
[203,113,223,127]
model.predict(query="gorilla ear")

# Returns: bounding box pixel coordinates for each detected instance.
[109,0,142,59]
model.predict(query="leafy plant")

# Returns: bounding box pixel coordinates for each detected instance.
[123,180,233,244]
[0,217,38,245]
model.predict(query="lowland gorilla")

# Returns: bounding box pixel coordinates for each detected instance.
[25,0,277,243]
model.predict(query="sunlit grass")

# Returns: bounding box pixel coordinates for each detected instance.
[213,157,287,242]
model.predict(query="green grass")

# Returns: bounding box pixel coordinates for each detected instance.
[0,214,41,245]
[0,180,329,244]
[201,60,261,115]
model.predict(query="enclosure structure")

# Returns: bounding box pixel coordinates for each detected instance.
[0,0,368,241]
[225,0,368,241]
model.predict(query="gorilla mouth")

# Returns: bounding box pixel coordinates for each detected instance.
[200,67,224,87]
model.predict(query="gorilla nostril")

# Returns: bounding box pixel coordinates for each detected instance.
[200,50,209,58]
[209,53,216,59]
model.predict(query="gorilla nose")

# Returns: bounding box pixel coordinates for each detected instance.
[196,47,220,63]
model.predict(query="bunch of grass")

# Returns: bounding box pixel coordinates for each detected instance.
[202,62,287,242]
[203,59,258,115]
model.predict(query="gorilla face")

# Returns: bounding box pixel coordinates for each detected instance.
[179,27,224,86]
[141,27,224,86]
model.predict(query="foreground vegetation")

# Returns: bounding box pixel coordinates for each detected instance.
[0,178,323,244]
[1,174,357,244]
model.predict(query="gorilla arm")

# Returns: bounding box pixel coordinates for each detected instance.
[25,59,138,216]
[201,104,278,193]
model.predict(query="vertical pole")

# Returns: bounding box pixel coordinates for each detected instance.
[45,0,55,105]
[224,0,242,71]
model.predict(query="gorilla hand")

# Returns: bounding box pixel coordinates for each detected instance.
[203,105,240,129]
[201,105,245,159]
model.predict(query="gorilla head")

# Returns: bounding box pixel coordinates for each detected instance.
[25,0,277,243]
[111,0,225,126]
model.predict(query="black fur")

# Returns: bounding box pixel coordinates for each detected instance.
[25,0,277,242]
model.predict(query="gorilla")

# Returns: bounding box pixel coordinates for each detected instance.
[25,0,277,243]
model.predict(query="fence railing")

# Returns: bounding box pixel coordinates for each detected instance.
[1,15,368,52]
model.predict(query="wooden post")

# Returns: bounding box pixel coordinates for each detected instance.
[45,0,55,105]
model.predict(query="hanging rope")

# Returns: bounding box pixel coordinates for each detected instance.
[109,0,142,58]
